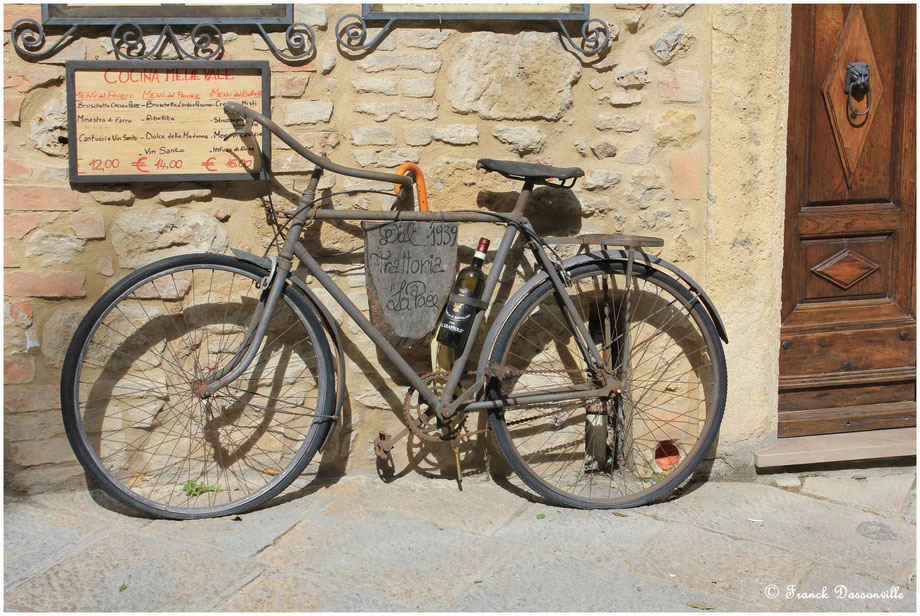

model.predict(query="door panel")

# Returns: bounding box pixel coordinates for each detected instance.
[780,4,916,437]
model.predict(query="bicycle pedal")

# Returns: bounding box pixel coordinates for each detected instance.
[374,432,393,460]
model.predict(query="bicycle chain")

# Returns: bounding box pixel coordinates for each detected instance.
[402,367,597,443]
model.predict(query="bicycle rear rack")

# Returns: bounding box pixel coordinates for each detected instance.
[543,233,664,249]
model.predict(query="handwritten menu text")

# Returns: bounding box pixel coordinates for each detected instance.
[69,63,267,181]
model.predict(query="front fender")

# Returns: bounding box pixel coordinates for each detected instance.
[477,250,728,379]
[227,250,346,451]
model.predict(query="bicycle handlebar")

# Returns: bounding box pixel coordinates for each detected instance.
[223,101,413,187]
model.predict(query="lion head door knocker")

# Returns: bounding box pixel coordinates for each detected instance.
[844,61,872,120]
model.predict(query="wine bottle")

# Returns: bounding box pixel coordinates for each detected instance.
[436,238,490,350]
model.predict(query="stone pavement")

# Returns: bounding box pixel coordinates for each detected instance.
[4,465,916,612]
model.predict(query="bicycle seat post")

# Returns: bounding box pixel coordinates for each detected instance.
[512,180,535,220]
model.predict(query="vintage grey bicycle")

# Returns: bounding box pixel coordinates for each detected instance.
[61,101,728,519]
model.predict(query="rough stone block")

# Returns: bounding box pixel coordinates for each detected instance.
[4,354,35,384]
[615,67,651,89]
[619,144,654,165]
[627,167,667,207]
[584,170,622,190]
[285,100,333,125]
[111,207,227,268]
[5,66,63,93]
[294,4,327,28]
[405,124,478,146]
[354,101,437,122]
[655,109,700,147]
[157,185,211,206]
[29,96,67,157]
[272,73,309,98]
[590,138,618,159]
[89,190,134,206]
[492,125,547,155]
[399,76,436,98]
[4,3,41,30]
[69,211,106,239]
[398,29,451,49]
[659,68,703,103]
[352,148,420,168]
[447,31,580,121]
[4,186,78,211]
[356,52,442,73]
[348,126,397,146]
[596,114,641,132]
[352,76,397,96]
[670,151,702,200]
[4,212,58,239]
[5,94,24,124]
[650,21,694,64]
[4,270,86,298]
[25,231,86,266]
[601,91,643,107]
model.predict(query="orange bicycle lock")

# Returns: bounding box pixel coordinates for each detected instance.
[393,162,429,212]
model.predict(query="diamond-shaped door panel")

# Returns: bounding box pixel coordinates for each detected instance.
[810,248,880,290]
[821,6,884,188]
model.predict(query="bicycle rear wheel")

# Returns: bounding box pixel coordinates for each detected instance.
[61,253,335,519]
[486,260,726,508]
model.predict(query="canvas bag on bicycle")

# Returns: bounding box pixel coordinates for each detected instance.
[362,163,458,348]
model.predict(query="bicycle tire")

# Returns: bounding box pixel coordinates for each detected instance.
[60,253,336,519]
[485,259,727,509]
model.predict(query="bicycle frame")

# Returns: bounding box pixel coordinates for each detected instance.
[199,104,612,421]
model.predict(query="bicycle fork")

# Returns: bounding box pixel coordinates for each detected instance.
[196,166,325,398]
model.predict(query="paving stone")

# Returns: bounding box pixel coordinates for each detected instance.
[626,523,812,606]
[353,475,526,535]
[799,471,917,519]
[780,563,916,612]
[28,488,153,529]
[450,544,754,612]
[4,531,264,611]
[3,503,104,587]
[639,482,917,585]
[494,503,666,567]
[143,494,322,558]
[254,508,508,607]
[222,569,412,611]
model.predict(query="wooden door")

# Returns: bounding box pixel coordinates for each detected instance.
[780,4,916,438]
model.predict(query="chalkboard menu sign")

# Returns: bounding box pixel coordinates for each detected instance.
[65,60,270,183]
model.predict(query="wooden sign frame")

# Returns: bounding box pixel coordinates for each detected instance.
[65,60,271,184]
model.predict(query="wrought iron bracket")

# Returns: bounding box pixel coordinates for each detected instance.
[556,18,611,58]
[334,8,611,59]
[11,18,315,63]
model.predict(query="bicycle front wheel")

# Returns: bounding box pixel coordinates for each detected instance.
[61,253,336,519]
[486,260,726,508]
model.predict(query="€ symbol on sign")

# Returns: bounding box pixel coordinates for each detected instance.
[131,156,149,173]
[202,157,217,172]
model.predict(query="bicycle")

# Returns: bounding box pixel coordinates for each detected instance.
[60,101,729,519]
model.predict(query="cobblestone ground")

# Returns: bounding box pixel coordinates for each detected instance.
[4,465,916,611]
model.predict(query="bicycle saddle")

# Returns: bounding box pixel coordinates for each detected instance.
[477,158,584,188]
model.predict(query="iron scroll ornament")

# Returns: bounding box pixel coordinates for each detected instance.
[11,18,315,63]
[844,61,872,119]
[334,12,611,58]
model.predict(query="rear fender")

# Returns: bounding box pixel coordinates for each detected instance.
[477,250,728,379]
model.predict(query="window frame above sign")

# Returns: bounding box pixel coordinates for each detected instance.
[42,4,294,27]
[361,3,590,22]
[65,60,272,184]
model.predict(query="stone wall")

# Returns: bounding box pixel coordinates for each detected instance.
[3,3,788,492]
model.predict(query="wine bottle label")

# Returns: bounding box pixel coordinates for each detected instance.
[437,287,477,346]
